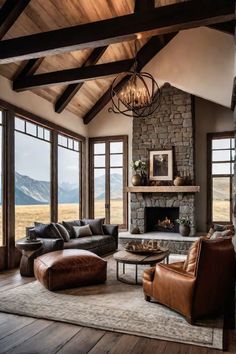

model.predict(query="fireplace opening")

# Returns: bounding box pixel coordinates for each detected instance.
[145,207,179,233]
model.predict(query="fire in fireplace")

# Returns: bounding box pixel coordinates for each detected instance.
[145,207,179,233]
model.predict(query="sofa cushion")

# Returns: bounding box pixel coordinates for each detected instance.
[54,223,70,242]
[62,220,81,239]
[73,225,92,238]
[81,218,104,235]
[34,222,63,239]
[63,235,114,250]
[183,238,201,275]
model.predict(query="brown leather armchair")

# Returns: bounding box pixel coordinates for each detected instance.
[143,237,235,324]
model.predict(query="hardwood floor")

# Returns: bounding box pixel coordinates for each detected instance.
[0,269,235,354]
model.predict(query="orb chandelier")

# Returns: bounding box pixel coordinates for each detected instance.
[108,42,161,118]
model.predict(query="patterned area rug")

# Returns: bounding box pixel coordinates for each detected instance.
[0,257,223,349]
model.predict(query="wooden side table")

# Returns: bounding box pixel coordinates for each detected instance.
[16,238,43,277]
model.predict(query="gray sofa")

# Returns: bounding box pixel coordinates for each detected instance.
[27,221,118,257]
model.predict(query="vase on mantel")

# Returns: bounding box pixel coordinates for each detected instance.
[140,172,147,186]
[173,176,185,186]
[131,173,141,186]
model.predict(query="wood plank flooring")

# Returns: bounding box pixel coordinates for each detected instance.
[0,269,235,354]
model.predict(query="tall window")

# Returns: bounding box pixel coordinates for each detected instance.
[208,132,234,224]
[15,117,51,239]
[90,136,128,229]
[58,134,81,221]
[0,112,2,246]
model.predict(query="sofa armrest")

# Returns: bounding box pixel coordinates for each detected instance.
[36,237,64,255]
[102,224,118,248]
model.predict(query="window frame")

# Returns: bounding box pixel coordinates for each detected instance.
[207,131,234,226]
[0,99,85,269]
[89,135,128,230]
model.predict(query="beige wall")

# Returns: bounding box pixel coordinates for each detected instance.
[0,76,88,137]
[145,27,234,108]
[195,97,234,232]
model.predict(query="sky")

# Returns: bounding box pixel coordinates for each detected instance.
[15,132,79,185]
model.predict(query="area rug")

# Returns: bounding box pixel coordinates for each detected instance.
[0,257,223,349]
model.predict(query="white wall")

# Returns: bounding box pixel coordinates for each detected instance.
[195,97,234,232]
[0,76,88,137]
[88,102,133,179]
[145,27,234,108]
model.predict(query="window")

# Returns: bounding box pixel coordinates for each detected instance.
[90,136,128,229]
[0,112,2,246]
[15,117,51,239]
[58,134,81,221]
[208,133,235,224]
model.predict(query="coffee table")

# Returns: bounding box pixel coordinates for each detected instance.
[113,249,170,285]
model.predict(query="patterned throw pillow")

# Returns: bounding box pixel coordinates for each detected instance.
[73,225,93,238]
[210,229,234,240]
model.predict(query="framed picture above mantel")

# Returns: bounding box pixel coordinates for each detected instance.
[149,150,173,181]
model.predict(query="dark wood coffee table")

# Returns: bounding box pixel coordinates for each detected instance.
[113,249,170,285]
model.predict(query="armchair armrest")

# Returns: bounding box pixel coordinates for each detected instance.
[102,224,118,248]
[153,263,196,321]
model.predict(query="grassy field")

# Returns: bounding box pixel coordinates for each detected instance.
[0,199,231,245]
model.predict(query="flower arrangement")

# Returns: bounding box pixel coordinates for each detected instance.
[130,160,147,173]
[176,217,191,226]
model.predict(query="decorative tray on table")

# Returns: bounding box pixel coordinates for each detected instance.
[125,241,167,254]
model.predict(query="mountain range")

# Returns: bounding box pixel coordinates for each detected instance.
[5,172,122,205]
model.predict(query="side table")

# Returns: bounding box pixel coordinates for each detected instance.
[16,238,43,277]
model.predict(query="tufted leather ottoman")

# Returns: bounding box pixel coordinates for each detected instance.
[34,249,107,291]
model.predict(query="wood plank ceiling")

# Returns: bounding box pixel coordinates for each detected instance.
[0,0,234,123]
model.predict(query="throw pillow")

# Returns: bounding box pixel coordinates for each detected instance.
[73,225,93,238]
[213,223,235,232]
[81,218,105,235]
[34,222,62,239]
[183,238,201,275]
[54,223,70,242]
[206,227,214,239]
[210,229,234,240]
[62,220,81,238]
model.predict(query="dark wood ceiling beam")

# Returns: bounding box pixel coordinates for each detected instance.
[83,33,176,125]
[54,46,107,113]
[0,0,234,63]
[14,57,44,81]
[0,0,31,40]
[13,59,134,92]
[54,0,147,114]
[209,20,235,35]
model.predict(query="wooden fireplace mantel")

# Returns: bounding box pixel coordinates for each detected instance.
[125,186,200,193]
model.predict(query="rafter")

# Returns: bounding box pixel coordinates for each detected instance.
[54,46,107,114]
[14,58,44,81]
[83,33,177,125]
[13,59,135,92]
[210,20,235,35]
[0,0,234,63]
[54,0,150,114]
[0,0,31,40]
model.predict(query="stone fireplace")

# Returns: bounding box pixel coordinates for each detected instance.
[130,83,196,235]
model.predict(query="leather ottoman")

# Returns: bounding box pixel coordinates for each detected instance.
[34,249,107,291]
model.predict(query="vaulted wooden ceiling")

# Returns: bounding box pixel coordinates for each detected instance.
[0,0,234,124]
